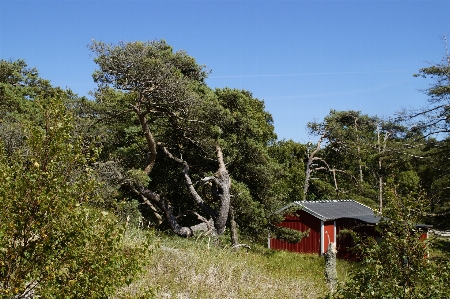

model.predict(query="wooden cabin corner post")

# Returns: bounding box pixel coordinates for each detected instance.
[320,220,324,255]
[334,220,337,250]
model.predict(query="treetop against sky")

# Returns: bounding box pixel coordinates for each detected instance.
[0,0,448,142]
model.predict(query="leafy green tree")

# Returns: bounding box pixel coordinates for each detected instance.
[305,110,420,211]
[0,59,65,152]
[399,38,450,224]
[306,110,379,203]
[213,88,295,242]
[416,137,450,220]
[268,139,306,203]
[0,97,145,298]
[0,59,46,121]
[369,119,423,212]
[408,36,450,138]
[89,40,235,238]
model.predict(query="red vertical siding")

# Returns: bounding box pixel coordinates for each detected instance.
[419,231,428,241]
[270,210,321,254]
[420,231,429,258]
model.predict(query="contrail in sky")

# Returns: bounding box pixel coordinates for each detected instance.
[264,79,415,100]
[208,70,405,79]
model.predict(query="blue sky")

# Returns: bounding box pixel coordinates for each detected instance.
[1,0,448,143]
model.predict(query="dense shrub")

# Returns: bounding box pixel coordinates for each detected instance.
[330,191,450,299]
[0,98,148,298]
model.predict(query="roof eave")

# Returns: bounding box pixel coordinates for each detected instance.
[273,202,303,215]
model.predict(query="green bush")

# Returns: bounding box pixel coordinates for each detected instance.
[330,190,450,299]
[0,98,148,298]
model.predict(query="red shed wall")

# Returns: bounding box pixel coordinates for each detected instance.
[270,210,321,254]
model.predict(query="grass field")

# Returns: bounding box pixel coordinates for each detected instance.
[113,231,351,299]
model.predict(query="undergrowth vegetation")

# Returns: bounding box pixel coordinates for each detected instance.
[330,192,450,299]
[0,98,149,298]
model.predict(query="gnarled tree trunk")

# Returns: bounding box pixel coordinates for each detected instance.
[130,145,231,237]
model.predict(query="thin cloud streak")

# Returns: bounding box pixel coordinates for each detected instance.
[208,70,406,79]
[263,79,415,100]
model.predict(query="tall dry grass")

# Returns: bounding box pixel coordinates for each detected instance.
[113,231,350,299]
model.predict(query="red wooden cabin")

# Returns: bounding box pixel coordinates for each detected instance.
[269,200,382,257]
[270,200,431,259]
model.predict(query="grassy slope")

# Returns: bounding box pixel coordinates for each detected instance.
[114,231,351,299]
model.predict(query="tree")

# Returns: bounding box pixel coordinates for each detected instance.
[213,88,297,243]
[0,59,47,121]
[88,40,306,244]
[407,36,450,138]
[399,37,450,223]
[306,110,378,203]
[302,135,327,200]
[268,139,307,202]
[416,137,450,220]
[0,97,145,298]
[89,40,234,237]
[305,110,419,211]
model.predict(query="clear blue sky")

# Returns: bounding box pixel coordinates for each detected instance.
[1,0,448,143]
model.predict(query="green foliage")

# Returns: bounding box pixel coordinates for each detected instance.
[0,98,147,298]
[272,226,310,244]
[307,110,379,202]
[0,59,76,123]
[214,88,286,242]
[268,140,307,202]
[305,109,421,214]
[0,59,44,121]
[114,200,144,228]
[404,45,450,224]
[395,170,420,194]
[331,189,450,299]
[126,168,151,186]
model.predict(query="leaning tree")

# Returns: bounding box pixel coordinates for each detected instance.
[89,40,231,237]
[89,40,308,245]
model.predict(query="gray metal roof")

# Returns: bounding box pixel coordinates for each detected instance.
[278,200,380,223]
